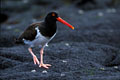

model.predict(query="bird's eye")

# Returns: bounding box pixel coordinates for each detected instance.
[52,13,55,16]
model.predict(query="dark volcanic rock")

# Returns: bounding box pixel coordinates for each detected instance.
[0,42,120,80]
[0,0,120,80]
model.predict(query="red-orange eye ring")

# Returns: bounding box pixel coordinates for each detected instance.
[52,13,55,16]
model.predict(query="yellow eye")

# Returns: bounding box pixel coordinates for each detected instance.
[52,13,55,16]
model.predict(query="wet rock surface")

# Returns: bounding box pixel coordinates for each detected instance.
[0,0,120,80]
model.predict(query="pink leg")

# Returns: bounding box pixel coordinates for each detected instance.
[28,48,39,65]
[39,48,51,69]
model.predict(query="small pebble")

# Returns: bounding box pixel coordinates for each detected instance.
[65,43,69,46]
[106,8,116,13]
[42,70,48,74]
[31,69,36,73]
[114,66,118,69]
[100,67,105,70]
[98,12,103,17]
[78,10,84,15]
[62,60,67,63]
[111,8,116,13]
[60,73,65,77]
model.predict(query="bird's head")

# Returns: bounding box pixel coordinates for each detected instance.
[46,12,58,21]
[45,12,74,30]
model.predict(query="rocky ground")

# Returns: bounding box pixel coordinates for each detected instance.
[0,0,120,80]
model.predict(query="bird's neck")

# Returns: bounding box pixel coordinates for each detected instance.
[44,19,57,37]
[45,19,57,29]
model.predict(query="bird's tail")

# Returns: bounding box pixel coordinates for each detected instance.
[15,38,24,44]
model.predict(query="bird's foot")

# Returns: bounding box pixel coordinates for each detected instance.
[33,55,40,65]
[39,63,51,69]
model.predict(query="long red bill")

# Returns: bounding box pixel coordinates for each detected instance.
[56,17,74,30]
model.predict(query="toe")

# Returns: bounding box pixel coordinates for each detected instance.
[46,64,51,66]
[39,64,51,69]
[43,66,49,69]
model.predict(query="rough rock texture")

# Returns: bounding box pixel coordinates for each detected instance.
[0,0,120,80]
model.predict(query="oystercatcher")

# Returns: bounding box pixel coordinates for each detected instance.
[15,12,74,69]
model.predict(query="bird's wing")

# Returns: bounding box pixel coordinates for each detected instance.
[18,22,43,41]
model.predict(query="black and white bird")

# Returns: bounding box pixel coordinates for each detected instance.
[15,12,74,69]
